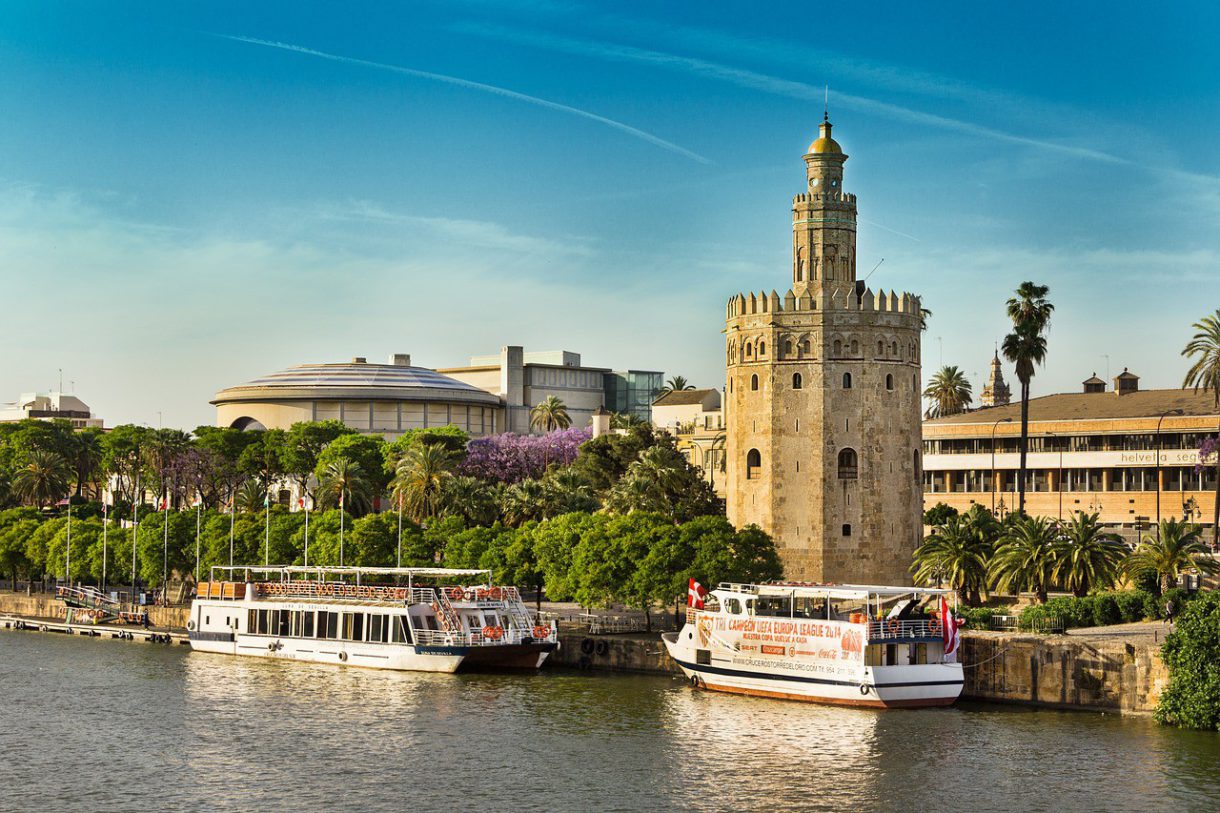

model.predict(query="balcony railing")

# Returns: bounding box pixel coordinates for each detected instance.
[868,618,942,641]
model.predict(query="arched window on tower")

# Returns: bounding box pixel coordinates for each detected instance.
[850,339,860,356]
[785,340,793,356]
[792,373,803,390]
[837,448,858,480]
[843,372,853,389]
[745,344,753,357]
[796,247,805,282]
[886,373,894,391]
[833,339,842,356]
[751,374,759,391]
[746,448,761,480]
[759,341,766,356]
[802,339,810,355]
[877,340,884,356]
[891,341,899,355]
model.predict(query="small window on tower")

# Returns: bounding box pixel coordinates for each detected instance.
[746,449,762,480]
[842,524,852,536]
[843,372,853,389]
[802,340,810,354]
[751,374,759,391]
[886,374,894,391]
[759,341,766,356]
[792,373,803,390]
[746,345,752,357]
[785,341,793,356]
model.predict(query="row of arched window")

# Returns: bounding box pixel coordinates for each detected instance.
[741,371,897,391]
[743,448,921,481]
[729,335,918,364]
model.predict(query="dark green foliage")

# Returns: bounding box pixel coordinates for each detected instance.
[1156,591,1220,729]
[959,605,1004,630]
[922,502,959,527]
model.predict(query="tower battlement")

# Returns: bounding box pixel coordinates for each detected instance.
[792,191,857,207]
[725,287,922,319]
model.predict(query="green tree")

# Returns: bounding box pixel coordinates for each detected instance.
[12,449,72,507]
[238,428,288,491]
[912,514,992,605]
[570,423,658,492]
[922,502,959,527]
[1055,511,1127,597]
[0,509,39,586]
[317,458,373,516]
[1182,310,1220,544]
[540,467,599,516]
[348,512,400,567]
[235,479,270,514]
[385,425,470,468]
[532,512,599,601]
[989,514,1059,603]
[315,434,388,511]
[922,365,973,418]
[145,428,192,506]
[102,424,156,506]
[1155,591,1220,729]
[499,479,547,526]
[1002,281,1054,513]
[605,444,720,522]
[282,420,356,503]
[439,475,500,526]
[659,375,695,395]
[390,443,456,523]
[70,427,106,500]
[530,396,571,432]
[1125,519,1219,595]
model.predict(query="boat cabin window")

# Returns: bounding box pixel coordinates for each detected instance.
[391,616,412,644]
[303,611,315,638]
[793,597,829,619]
[754,596,792,617]
[485,612,501,628]
[725,597,752,616]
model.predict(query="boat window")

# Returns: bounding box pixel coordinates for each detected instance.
[276,611,290,638]
[485,613,500,628]
[343,613,364,642]
[466,614,482,630]
[754,596,792,617]
[726,598,742,615]
[290,611,303,638]
[303,611,315,638]
[248,610,257,632]
[369,614,384,643]
[257,609,269,635]
[318,611,338,640]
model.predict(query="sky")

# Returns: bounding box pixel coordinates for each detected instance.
[1,1,1218,429]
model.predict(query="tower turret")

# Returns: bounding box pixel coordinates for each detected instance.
[792,115,857,298]
[980,351,1012,407]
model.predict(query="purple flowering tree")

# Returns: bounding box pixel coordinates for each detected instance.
[461,428,591,483]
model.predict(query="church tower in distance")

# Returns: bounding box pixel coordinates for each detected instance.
[724,116,924,585]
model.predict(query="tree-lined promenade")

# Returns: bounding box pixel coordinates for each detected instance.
[0,417,780,615]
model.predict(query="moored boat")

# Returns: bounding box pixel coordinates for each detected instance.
[662,582,964,708]
[189,566,557,673]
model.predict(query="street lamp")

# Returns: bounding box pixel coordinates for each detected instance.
[1156,408,1185,529]
[991,417,1013,514]
[1045,432,1065,520]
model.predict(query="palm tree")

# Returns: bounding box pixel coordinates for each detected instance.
[1125,518,1219,595]
[12,450,72,508]
[1182,309,1220,544]
[919,307,933,331]
[1004,282,1054,515]
[911,515,990,606]
[390,443,455,524]
[529,396,571,432]
[70,428,105,500]
[317,458,372,515]
[922,365,974,418]
[989,514,1060,603]
[235,479,268,513]
[499,479,548,526]
[659,375,695,395]
[541,468,598,516]
[609,411,647,430]
[440,475,499,526]
[1054,511,1126,597]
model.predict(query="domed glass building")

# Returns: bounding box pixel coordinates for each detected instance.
[212,355,503,438]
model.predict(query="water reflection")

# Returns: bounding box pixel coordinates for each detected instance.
[2,633,1219,813]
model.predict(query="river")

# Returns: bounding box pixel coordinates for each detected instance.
[2,632,1218,812]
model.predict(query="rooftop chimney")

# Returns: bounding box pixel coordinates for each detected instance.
[389,353,411,367]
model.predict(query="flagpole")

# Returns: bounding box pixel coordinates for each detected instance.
[339,493,345,567]
[131,474,140,609]
[264,488,271,566]
[65,499,72,587]
[162,496,169,604]
[302,497,310,568]
[194,494,202,583]
[228,486,235,567]
[397,493,402,569]
[101,504,108,593]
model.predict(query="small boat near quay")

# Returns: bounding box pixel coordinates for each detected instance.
[662,582,964,708]
[189,565,557,672]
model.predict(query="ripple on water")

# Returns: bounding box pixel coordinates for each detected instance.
[1,633,1218,813]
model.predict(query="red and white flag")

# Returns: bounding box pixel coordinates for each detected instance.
[687,578,707,609]
[158,496,168,511]
[940,596,964,659]
[298,496,308,511]
[100,503,108,516]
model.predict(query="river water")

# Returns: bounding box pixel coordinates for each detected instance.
[2,633,1218,813]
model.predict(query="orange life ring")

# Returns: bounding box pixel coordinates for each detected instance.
[886,618,901,635]
[532,625,550,639]
[448,587,464,601]
[481,625,503,641]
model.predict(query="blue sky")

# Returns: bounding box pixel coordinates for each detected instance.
[1,1,1217,428]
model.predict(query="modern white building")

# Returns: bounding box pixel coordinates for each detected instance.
[0,391,103,429]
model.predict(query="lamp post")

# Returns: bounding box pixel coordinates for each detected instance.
[991,417,1013,514]
[1156,408,1185,530]
[1045,432,1065,520]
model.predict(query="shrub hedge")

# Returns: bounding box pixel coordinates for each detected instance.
[1016,589,1194,632]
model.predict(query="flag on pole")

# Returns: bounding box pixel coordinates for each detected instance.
[687,578,707,609]
[298,496,307,510]
[101,503,108,516]
[158,496,168,511]
[192,494,202,508]
[940,596,964,659]
[263,493,271,508]
[339,492,344,509]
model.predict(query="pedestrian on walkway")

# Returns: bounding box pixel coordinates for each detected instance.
[1164,599,1176,627]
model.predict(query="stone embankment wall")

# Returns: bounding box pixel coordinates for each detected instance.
[959,631,1168,715]
[0,592,190,629]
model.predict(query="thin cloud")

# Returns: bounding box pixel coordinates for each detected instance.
[453,23,1130,166]
[212,34,711,165]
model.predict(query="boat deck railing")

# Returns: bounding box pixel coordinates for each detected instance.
[56,585,122,611]
[867,618,942,641]
[413,624,555,648]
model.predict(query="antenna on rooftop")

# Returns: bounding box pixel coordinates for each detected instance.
[824,85,829,122]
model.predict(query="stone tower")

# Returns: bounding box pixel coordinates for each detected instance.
[980,351,1011,407]
[724,116,924,585]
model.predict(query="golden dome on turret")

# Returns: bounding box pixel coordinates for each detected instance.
[808,117,843,155]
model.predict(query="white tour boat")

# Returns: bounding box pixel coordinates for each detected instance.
[189,565,557,673]
[662,583,964,708]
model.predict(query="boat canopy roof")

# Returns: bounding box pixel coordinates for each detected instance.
[208,565,492,582]
[715,582,956,601]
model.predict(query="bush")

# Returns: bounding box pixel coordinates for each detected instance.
[959,606,1002,630]
[1091,593,1122,627]
[1155,591,1220,729]
[1113,590,1153,623]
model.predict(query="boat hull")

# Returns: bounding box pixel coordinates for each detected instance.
[662,632,963,709]
[190,632,465,672]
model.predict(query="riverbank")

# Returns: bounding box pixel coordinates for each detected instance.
[0,591,1169,714]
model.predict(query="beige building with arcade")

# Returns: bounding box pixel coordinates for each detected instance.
[724,116,924,585]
